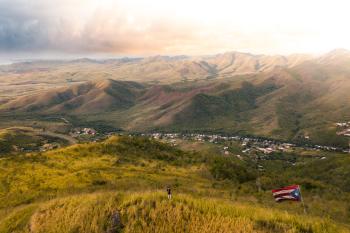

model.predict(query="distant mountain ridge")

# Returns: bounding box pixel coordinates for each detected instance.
[0,51,313,84]
[2,49,350,146]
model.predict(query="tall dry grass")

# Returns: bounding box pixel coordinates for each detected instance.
[1,191,345,233]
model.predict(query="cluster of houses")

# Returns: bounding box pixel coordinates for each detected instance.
[335,122,350,137]
[241,138,344,153]
[147,132,296,154]
[240,138,294,154]
[146,132,348,154]
[335,122,350,127]
[70,128,97,137]
[150,133,241,144]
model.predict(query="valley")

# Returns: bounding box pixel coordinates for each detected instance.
[3,0,350,231]
[2,56,350,147]
[1,50,350,232]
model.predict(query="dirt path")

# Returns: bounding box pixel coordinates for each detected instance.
[37,130,78,144]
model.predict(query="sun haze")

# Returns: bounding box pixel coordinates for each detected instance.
[1,0,350,57]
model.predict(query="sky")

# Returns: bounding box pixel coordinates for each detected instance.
[1,0,350,59]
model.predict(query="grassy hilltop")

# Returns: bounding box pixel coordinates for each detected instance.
[0,136,349,232]
[0,192,342,233]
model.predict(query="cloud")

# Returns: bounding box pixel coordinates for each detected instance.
[0,1,47,51]
[72,9,198,54]
[0,0,201,55]
[1,0,350,56]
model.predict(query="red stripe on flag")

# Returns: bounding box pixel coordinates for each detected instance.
[275,196,300,202]
[272,185,299,193]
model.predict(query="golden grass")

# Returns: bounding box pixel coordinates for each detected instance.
[0,191,346,233]
[120,192,344,233]
[0,136,349,232]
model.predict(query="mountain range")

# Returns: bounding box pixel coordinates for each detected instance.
[1,49,350,146]
[0,51,312,88]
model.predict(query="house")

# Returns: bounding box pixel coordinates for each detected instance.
[242,149,250,153]
[83,128,97,135]
[336,122,348,127]
[71,127,97,136]
[257,147,274,154]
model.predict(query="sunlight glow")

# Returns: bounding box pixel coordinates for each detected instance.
[2,0,350,55]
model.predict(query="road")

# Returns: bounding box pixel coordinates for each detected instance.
[37,130,78,144]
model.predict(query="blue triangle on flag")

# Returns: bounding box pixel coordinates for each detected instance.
[291,189,301,200]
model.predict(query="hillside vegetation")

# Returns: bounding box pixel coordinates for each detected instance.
[0,127,70,154]
[0,136,349,232]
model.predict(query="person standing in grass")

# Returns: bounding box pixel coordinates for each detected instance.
[167,186,172,200]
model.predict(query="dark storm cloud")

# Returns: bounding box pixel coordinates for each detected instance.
[0,0,54,51]
[0,0,198,55]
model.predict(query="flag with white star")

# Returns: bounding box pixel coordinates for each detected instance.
[272,185,302,202]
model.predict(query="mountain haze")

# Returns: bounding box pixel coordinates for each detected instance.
[0,52,312,92]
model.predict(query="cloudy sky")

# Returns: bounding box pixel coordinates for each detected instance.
[1,0,350,59]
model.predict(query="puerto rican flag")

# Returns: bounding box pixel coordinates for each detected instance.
[272,185,302,202]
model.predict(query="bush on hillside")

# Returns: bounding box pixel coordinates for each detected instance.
[209,155,257,183]
[0,140,12,154]
[102,136,201,165]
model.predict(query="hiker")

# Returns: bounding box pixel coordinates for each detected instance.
[167,186,172,200]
